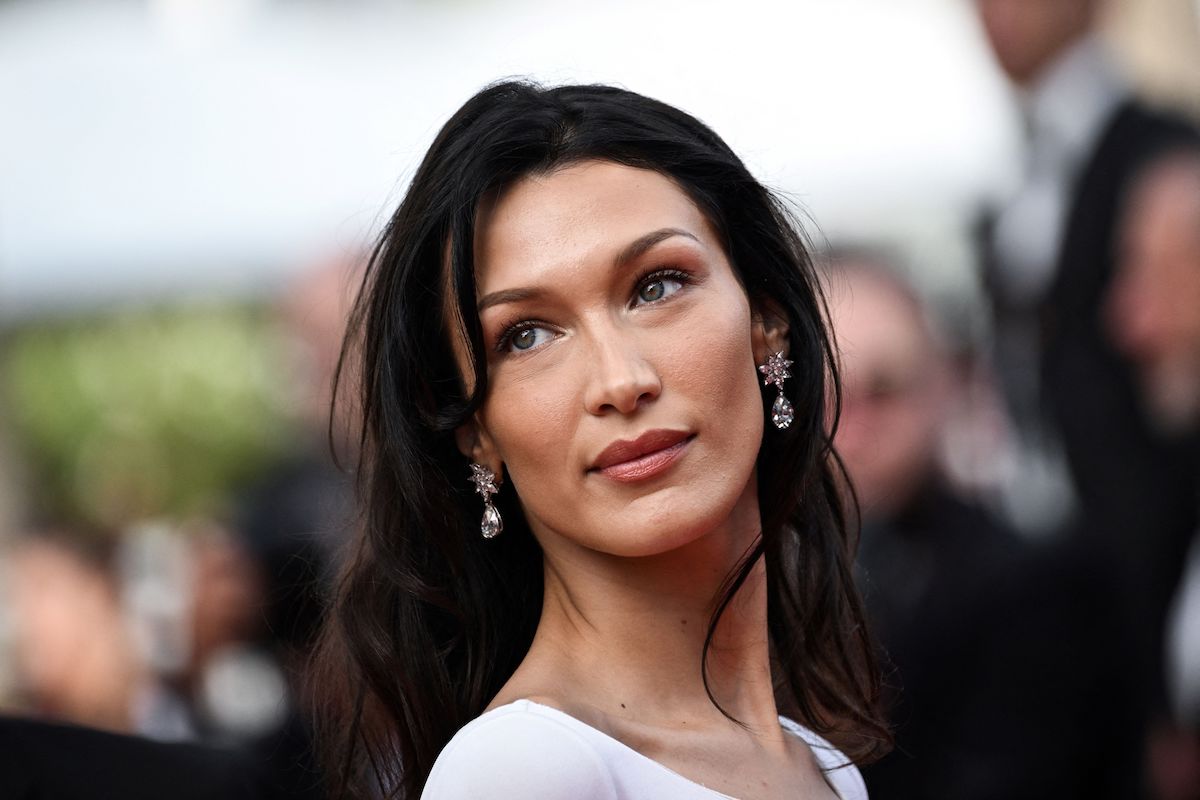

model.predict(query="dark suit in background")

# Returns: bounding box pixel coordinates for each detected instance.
[0,716,268,800]
[980,98,1200,716]
[858,486,1141,800]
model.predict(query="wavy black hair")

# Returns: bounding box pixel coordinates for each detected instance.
[313,80,889,799]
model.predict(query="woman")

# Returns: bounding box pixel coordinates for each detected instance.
[315,81,889,799]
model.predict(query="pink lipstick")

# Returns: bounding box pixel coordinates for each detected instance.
[590,429,693,483]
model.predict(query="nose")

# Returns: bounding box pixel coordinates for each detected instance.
[582,332,662,416]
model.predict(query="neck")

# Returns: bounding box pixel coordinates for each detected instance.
[519,480,779,732]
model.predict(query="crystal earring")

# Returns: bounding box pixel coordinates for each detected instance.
[758,351,794,429]
[468,463,503,539]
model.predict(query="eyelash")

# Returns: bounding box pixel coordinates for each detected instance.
[494,316,552,354]
[492,267,694,354]
[633,268,691,306]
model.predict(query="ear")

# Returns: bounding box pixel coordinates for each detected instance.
[454,417,504,478]
[751,297,791,366]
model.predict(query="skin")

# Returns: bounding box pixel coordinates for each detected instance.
[451,161,838,799]
[826,265,951,518]
[1107,154,1200,432]
[189,529,263,681]
[281,254,362,439]
[8,540,143,732]
[975,0,1098,86]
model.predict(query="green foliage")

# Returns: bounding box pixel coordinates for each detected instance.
[2,303,298,528]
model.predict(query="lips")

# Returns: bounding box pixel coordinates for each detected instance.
[589,429,693,482]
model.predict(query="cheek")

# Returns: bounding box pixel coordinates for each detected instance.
[481,374,577,483]
[664,296,764,451]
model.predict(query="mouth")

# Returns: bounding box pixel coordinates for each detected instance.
[589,429,695,483]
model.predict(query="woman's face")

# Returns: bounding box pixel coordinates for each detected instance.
[458,161,785,558]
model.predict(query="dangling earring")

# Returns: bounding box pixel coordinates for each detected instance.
[758,351,794,429]
[468,463,503,539]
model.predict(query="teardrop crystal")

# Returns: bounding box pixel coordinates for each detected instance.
[771,393,794,429]
[481,504,503,539]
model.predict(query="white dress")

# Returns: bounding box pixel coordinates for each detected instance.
[422,699,868,799]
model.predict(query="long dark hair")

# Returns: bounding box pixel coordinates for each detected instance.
[312,80,889,799]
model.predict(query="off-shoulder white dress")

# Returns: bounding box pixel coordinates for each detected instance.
[423,699,868,799]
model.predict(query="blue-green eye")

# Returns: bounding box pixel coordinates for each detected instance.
[635,273,685,305]
[507,325,554,352]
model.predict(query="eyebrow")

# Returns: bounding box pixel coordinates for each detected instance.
[476,227,700,313]
[613,227,699,269]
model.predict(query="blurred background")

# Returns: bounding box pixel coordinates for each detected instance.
[1,0,1198,798]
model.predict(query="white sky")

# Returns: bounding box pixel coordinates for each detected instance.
[0,0,1021,319]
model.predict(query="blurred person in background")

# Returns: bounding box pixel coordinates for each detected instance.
[975,0,1200,780]
[222,253,363,800]
[0,713,265,800]
[1,531,272,799]
[0,257,360,800]
[112,519,283,745]
[1108,151,1200,436]
[140,254,364,800]
[1107,149,1200,800]
[827,252,1141,798]
[7,533,146,733]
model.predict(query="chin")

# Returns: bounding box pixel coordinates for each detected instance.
[1143,377,1200,435]
[581,479,756,559]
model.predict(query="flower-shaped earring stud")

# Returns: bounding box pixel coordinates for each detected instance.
[758,352,794,430]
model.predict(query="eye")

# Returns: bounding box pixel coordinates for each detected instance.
[634,270,687,306]
[500,323,556,353]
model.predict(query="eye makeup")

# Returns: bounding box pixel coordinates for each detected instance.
[487,263,702,355]
[630,267,693,307]
[493,317,557,354]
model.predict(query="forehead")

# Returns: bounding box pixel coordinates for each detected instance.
[473,161,715,292]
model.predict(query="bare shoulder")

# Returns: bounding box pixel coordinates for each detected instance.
[422,700,619,800]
